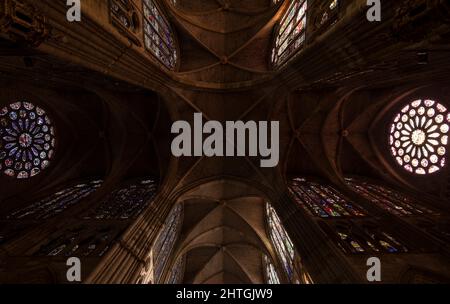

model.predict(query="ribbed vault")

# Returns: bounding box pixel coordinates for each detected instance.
[162,179,282,284]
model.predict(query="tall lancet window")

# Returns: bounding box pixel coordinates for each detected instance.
[6,180,102,220]
[0,101,56,179]
[263,255,281,284]
[345,177,439,217]
[143,0,178,70]
[271,0,308,67]
[152,203,183,283]
[390,99,449,175]
[289,178,366,218]
[266,202,312,284]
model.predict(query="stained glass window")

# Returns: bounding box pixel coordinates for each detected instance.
[35,225,118,257]
[167,255,185,284]
[143,0,178,70]
[266,202,308,283]
[390,99,449,175]
[153,203,183,283]
[0,101,56,179]
[263,255,281,284]
[345,177,439,217]
[332,223,408,254]
[289,178,366,218]
[272,0,308,67]
[6,180,102,220]
[84,179,157,220]
[336,229,366,253]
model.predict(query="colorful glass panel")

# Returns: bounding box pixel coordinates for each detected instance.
[266,202,297,281]
[390,99,449,175]
[264,255,281,284]
[6,180,102,220]
[153,203,183,283]
[0,101,56,179]
[272,0,308,67]
[143,0,178,69]
[289,178,366,218]
[345,177,439,216]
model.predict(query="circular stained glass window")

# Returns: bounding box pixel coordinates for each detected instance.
[390,99,449,175]
[0,102,56,179]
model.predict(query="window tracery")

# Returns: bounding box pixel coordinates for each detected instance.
[1,101,56,179]
[271,0,308,67]
[345,177,439,217]
[289,178,366,218]
[143,0,178,70]
[390,99,449,175]
[152,203,183,283]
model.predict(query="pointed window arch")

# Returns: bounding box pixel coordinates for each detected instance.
[152,203,183,283]
[271,0,308,68]
[266,202,312,284]
[143,0,178,70]
[263,254,281,284]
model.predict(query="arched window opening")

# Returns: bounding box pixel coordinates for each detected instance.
[6,180,102,220]
[1,101,56,179]
[345,177,439,217]
[266,202,312,284]
[143,0,178,70]
[30,178,158,258]
[84,179,158,220]
[390,99,449,175]
[289,178,366,218]
[152,203,183,284]
[263,254,281,284]
[271,0,308,68]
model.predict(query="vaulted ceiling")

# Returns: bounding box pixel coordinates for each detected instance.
[0,0,450,284]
